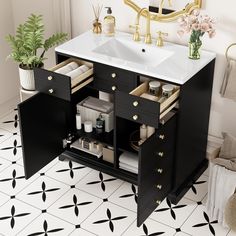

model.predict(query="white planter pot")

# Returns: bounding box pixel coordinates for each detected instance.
[19,67,35,91]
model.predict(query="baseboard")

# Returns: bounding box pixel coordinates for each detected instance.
[0,96,20,118]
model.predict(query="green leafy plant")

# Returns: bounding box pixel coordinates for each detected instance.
[6,14,68,69]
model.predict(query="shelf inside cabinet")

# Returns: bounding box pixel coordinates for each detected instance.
[76,126,114,146]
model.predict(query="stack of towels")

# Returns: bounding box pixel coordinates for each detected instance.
[119,152,138,174]
[55,61,90,80]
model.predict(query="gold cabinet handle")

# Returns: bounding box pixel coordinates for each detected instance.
[159,134,165,140]
[157,185,162,190]
[133,101,139,107]
[158,152,164,157]
[48,89,54,94]
[133,115,138,121]
[48,76,53,81]
[112,86,117,91]
[156,200,161,205]
[157,168,163,174]
[111,73,117,78]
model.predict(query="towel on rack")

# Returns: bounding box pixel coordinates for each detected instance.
[206,162,236,227]
[220,59,236,101]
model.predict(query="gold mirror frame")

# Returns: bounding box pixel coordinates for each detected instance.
[124,0,202,22]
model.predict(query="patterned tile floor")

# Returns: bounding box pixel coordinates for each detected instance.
[0,108,235,236]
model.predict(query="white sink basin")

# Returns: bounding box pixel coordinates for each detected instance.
[92,38,174,67]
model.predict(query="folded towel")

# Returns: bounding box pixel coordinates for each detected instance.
[119,163,138,174]
[82,97,114,113]
[220,59,236,101]
[119,161,138,171]
[207,163,236,227]
[119,152,138,169]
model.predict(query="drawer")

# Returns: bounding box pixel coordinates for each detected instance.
[115,81,180,128]
[94,63,137,88]
[35,58,94,101]
[93,77,137,94]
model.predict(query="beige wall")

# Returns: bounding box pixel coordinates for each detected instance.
[71,0,236,137]
[0,0,19,106]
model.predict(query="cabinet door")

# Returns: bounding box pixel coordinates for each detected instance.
[18,93,70,179]
[137,114,176,227]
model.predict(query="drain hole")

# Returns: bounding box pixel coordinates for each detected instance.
[142,49,146,52]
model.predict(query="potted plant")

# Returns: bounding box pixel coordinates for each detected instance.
[6,14,68,90]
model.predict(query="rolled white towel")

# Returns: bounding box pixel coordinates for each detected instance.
[55,61,79,74]
[66,67,83,80]
[79,65,90,73]
[66,65,90,80]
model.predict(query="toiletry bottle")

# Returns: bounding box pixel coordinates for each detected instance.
[76,111,82,130]
[140,124,147,141]
[104,7,115,36]
[96,114,105,134]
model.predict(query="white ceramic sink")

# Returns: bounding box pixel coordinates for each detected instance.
[56,31,216,84]
[92,38,174,67]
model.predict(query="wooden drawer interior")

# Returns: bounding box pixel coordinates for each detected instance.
[50,58,94,94]
[130,82,180,119]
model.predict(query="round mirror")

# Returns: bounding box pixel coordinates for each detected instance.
[124,0,202,22]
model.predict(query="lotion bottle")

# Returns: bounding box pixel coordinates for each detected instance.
[104,7,115,36]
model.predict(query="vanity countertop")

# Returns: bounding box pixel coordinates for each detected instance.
[55,30,216,85]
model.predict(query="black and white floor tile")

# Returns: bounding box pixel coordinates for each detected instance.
[0,135,22,162]
[0,107,235,236]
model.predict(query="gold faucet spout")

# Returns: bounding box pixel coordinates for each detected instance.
[135,8,152,44]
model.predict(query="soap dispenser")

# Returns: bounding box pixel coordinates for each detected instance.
[104,7,115,36]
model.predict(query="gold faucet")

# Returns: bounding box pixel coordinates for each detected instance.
[159,0,172,14]
[156,31,168,47]
[135,8,152,44]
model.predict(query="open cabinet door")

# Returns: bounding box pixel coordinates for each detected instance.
[18,93,70,179]
[137,133,160,226]
[137,114,177,226]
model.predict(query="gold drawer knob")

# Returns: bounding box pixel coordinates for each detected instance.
[133,115,138,121]
[111,73,117,78]
[157,168,163,174]
[133,101,139,107]
[159,134,165,140]
[48,89,54,94]
[112,86,117,91]
[48,76,53,81]
[156,200,161,205]
[158,152,164,157]
[157,185,162,190]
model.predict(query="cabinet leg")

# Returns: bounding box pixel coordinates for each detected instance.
[58,155,66,161]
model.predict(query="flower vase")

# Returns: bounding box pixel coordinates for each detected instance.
[189,40,202,60]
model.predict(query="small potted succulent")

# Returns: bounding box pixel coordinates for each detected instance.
[6,14,68,90]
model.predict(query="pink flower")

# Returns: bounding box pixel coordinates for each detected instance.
[192,23,200,31]
[177,9,216,40]
[201,22,210,32]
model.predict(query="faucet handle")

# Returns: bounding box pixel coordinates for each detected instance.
[129,24,141,42]
[156,31,168,47]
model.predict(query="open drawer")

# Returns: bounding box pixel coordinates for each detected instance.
[115,81,180,128]
[34,58,94,101]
